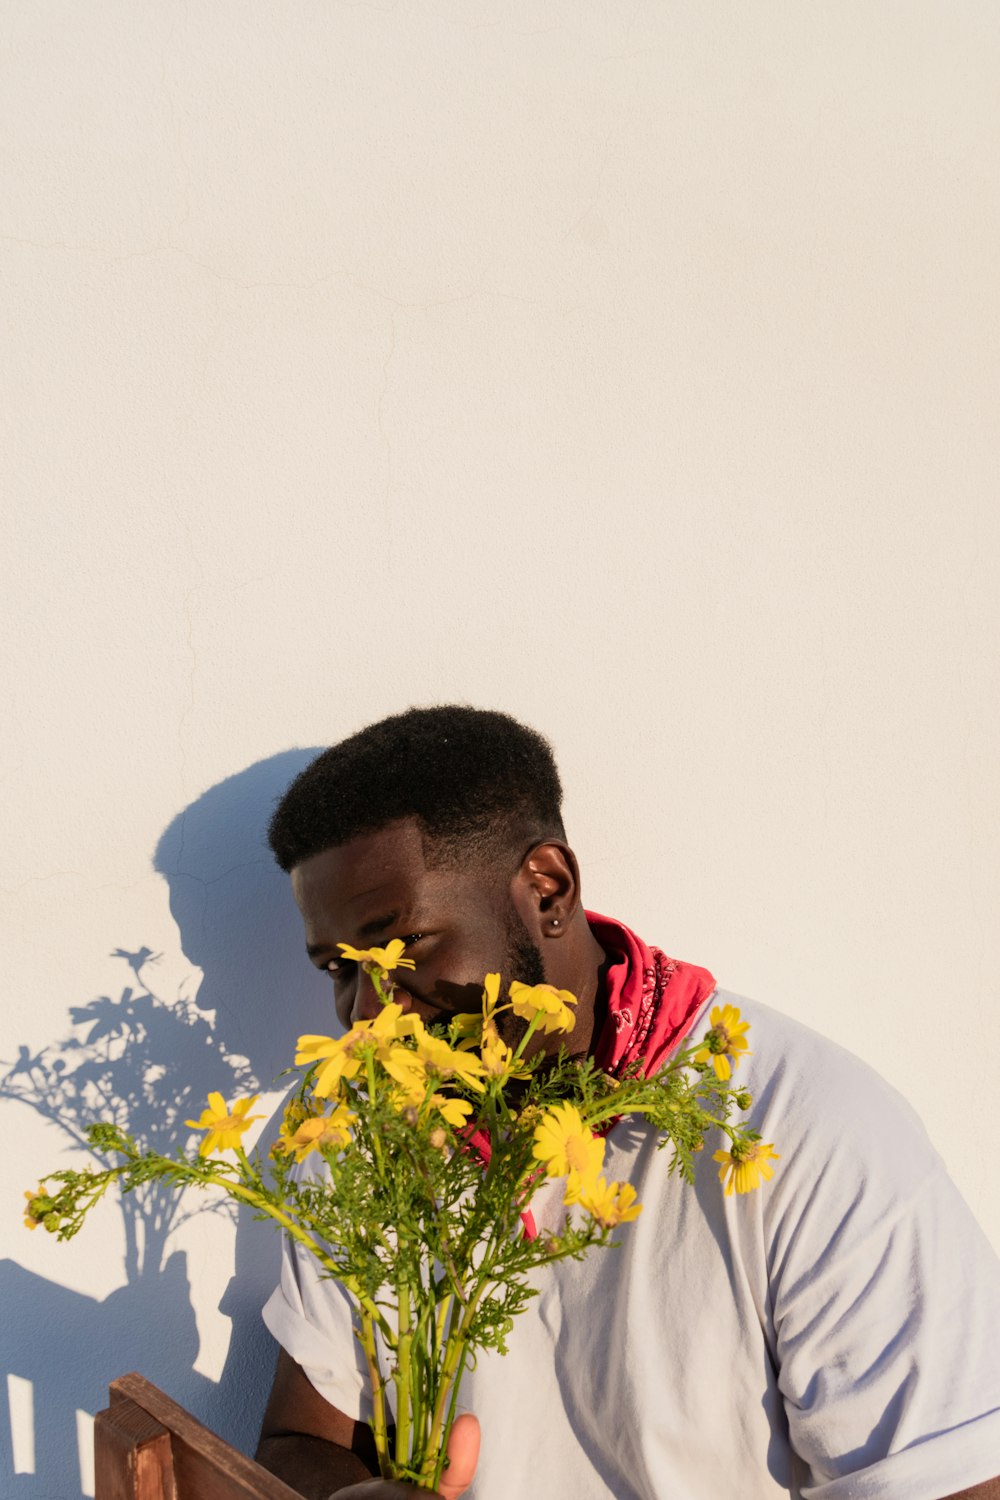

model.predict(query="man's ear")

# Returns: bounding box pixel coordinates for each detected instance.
[510,842,581,939]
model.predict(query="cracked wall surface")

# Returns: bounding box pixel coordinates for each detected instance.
[2,2,999,1495]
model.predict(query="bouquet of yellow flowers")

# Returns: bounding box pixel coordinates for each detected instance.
[25,941,776,1490]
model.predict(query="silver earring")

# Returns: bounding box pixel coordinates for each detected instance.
[551,918,561,929]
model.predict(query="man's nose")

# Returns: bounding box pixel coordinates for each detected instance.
[350,969,414,1025]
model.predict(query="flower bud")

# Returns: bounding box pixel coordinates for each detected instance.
[735,1090,753,1111]
[428,1127,447,1150]
[402,1106,419,1127]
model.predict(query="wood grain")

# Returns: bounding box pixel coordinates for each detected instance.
[95,1374,302,1500]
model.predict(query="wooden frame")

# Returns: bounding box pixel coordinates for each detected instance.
[95,1374,301,1500]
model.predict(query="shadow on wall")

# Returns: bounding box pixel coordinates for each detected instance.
[0,749,335,1500]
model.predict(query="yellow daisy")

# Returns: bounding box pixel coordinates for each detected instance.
[337,939,416,972]
[713,1139,780,1196]
[23,1185,52,1230]
[479,1025,530,1082]
[411,1019,486,1091]
[694,1003,752,1081]
[428,1093,474,1129]
[481,972,501,1024]
[295,1032,364,1097]
[509,982,578,1035]
[273,1100,307,1156]
[381,1043,430,1100]
[272,1097,311,1155]
[532,1102,605,1180]
[361,1002,420,1054]
[274,1102,358,1164]
[185,1092,265,1157]
[451,1011,484,1050]
[297,1003,415,1097]
[568,1174,642,1228]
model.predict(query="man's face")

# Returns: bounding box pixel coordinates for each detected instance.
[291,817,544,1038]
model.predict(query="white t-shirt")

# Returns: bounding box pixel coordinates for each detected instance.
[262,992,1000,1499]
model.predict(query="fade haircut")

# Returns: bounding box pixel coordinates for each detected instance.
[267,705,565,875]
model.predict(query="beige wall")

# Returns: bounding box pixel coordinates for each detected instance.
[3,3,998,1493]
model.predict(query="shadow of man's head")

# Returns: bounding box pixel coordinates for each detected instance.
[154,749,334,1087]
[0,752,339,1480]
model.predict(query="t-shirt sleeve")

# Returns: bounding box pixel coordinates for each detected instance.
[261,1229,374,1423]
[755,1018,1000,1499]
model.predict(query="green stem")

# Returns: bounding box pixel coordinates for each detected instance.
[433,1291,453,1362]
[366,1056,384,1174]
[508,1011,543,1068]
[395,1279,412,1473]
[358,1307,391,1479]
[409,1151,466,1305]
[419,1297,445,1459]
[433,1340,470,1493]
[418,1282,486,1488]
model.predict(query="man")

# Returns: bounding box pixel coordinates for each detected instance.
[255,706,1000,1500]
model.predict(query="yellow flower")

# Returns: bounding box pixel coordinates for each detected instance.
[480,1025,530,1082]
[451,1012,484,1050]
[561,1168,592,1206]
[442,974,499,1052]
[481,972,501,1024]
[274,1102,357,1163]
[694,1003,752,1081]
[295,1033,364,1097]
[429,1093,474,1129]
[360,1002,419,1054]
[509,981,578,1035]
[713,1139,779,1196]
[297,1003,415,1097]
[337,939,416,972]
[473,973,533,1078]
[532,1102,605,1180]
[381,1043,429,1100]
[185,1092,265,1157]
[272,1098,311,1156]
[23,1185,53,1231]
[568,1174,642,1228]
[411,1018,486,1091]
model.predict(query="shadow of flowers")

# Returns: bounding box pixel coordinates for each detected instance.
[3,948,259,1281]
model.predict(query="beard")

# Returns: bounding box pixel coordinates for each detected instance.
[495,905,547,1049]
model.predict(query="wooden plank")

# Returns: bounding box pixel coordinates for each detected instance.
[109,1375,302,1500]
[95,1397,174,1500]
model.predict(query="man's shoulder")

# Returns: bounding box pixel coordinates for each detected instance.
[710,987,921,1111]
[706,988,945,1196]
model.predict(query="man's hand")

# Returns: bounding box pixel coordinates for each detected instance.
[433,1412,480,1500]
[331,1415,480,1500]
[256,1350,480,1500]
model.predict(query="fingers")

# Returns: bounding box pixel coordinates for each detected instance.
[437,1414,480,1500]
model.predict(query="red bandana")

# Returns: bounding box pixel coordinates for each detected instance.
[472,913,716,1239]
[586,910,716,1079]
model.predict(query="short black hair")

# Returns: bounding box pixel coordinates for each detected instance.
[267,705,565,874]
